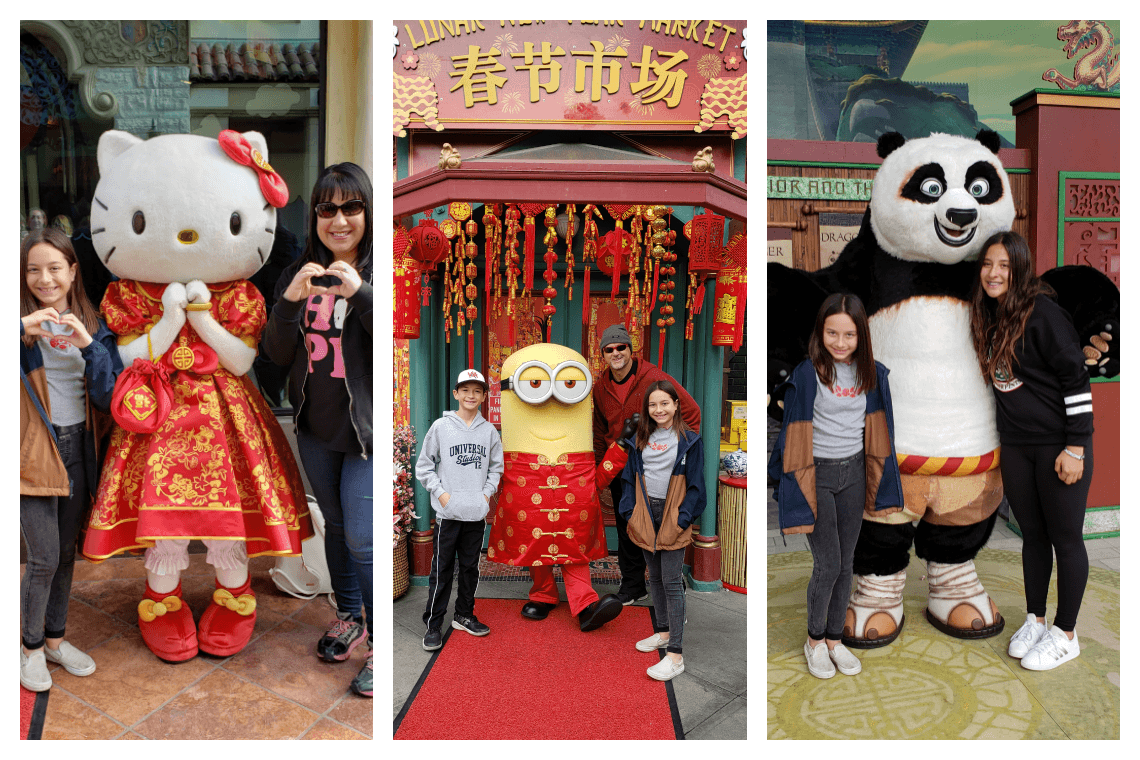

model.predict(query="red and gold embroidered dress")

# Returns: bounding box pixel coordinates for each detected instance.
[487,445,627,567]
[83,280,313,560]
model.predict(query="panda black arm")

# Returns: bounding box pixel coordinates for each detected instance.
[767,262,828,421]
[1039,265,1119,379]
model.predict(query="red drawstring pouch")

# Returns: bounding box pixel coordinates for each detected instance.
[111,334,174,434]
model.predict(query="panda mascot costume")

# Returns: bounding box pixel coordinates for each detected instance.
[768,130,1119,646]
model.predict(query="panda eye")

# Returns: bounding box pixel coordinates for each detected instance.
[132,211,145,235]
[920,179,944,197]
[969,179,990,197]
[229,212,242,236]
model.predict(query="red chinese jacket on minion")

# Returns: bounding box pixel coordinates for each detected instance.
[487,343,631,631]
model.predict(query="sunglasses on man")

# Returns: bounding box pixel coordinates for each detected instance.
[603,344,628,354]
[315,199,367,218]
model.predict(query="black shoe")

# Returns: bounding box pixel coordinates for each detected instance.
[422,629,442,651]
[452,613,490,636]
[579,594,623,632]
[521,601,557,620]
[615,590,649,606]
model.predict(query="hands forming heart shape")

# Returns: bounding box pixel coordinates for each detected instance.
[21,307,93,348]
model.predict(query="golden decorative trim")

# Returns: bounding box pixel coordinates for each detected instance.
[693,536,721,549]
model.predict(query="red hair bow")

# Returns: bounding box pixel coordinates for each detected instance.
[218,130,289,208]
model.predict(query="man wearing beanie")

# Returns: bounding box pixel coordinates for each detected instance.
[592,324,701,604]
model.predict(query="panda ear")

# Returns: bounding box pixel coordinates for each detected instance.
[877,132,906,159]
[975,129,1001,155]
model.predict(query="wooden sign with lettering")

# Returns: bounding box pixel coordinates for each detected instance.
[394,20,747,135]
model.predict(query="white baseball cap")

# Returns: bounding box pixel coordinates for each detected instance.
[454,368,488,392]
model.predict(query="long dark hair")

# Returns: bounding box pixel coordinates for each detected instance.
[808,292,876,393]
[21,228,101,347]
[635,379,693,450]
[969,230,1055,380]
[301,162,373,273]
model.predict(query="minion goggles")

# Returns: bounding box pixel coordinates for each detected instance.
[500,360,592,405]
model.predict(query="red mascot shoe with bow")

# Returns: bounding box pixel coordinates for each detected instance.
[197,576,258,657]
[138,581,199,663]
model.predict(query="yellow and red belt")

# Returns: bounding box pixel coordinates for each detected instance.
[897,448,1000,476]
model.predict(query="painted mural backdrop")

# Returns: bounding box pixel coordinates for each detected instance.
[768,20,1120,146]
[393,20,746,137]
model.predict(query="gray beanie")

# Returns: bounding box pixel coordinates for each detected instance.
[600,323,632,349]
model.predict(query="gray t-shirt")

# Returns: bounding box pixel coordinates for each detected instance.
[642,426,679,500]
[812,360,865,458]
[40,315,87,426]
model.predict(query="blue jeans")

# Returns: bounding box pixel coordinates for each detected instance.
[21,423,87,650]
[297,430,373,629]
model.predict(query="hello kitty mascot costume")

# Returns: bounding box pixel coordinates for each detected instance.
[82,129,313,662]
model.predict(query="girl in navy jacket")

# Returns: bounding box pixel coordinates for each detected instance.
[618,379,705,682]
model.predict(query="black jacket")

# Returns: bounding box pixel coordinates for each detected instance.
[261,258,373,457]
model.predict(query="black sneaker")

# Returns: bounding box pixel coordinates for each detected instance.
[451,613,490,636]
[423,629,443,651]
[615,590,649,606]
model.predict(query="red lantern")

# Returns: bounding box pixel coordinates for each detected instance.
[408,218,449,269]
[711,234,746,351]
[597,228,635,298]
[688,212,725,276]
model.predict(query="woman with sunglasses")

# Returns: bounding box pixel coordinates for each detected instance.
[262,162,374,696]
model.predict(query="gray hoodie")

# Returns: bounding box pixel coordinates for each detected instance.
[415,411,504,521]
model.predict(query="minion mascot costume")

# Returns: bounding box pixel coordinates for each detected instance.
[488,343,633,631]
[768,131,1119,647]
[81,130,314,662]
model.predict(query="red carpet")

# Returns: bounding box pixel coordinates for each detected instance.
[395,598,680,740]
[21,686,45,740]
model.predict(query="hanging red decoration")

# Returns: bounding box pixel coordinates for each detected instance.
[504,204,522,345]
[597,228,634,299]
[483,203,501,316]
[394,227,420,339]
[563,204,576,303]
[409,216,449,311]
[541,205,558,341]
[712,233,747,351]
[581,204,601,325]
[685,211,727,338]
[518,202,547,292]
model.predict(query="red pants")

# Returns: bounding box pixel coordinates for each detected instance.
[529,564,599,616]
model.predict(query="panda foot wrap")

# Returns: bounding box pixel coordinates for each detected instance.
[923,560,1004,639]
[842,570,906,649]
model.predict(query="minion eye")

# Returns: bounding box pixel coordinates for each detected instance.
[514,375,551,404]
[552,361,593,403]
[529,380,542,388]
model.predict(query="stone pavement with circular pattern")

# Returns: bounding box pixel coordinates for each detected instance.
[768,548,1119,740]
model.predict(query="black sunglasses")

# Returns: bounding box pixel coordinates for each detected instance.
[603,344,628,354]
[315,199,367,219]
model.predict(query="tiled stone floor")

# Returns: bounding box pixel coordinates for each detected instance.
[23,553,372,740]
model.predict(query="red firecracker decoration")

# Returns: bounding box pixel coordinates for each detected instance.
[504,204,522,345]
[483,203,501,314]
[541,206,558,341]
[563,204,576,302]
[519,202,547,292]
[581,204,601,324]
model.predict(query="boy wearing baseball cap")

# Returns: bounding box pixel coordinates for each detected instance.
[415,369,504,650]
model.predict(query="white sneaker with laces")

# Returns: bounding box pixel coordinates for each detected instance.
[804,641,835,679]
[647,655,684,681]
[1020,626,1079,671]
[1007,613,1048,659]
[828,643,862,675]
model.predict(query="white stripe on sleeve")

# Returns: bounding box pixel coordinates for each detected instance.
[1064,392,1093,405]
[1066,404,1093,415]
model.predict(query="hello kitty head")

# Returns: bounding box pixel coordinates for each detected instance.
[91,130,287,284]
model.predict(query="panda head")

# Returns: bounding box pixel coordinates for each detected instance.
[869,131,1015,265]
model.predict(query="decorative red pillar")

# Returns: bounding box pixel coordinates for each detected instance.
[411,524,435,577]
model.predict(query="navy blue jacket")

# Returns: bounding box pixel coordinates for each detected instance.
[618,428,706,552]
[20,319,122,497]
[767,359,904,535]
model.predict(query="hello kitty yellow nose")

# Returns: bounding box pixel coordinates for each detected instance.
[177,229,199,244]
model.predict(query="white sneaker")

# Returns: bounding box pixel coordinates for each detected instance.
[647,656,685,681]
[828,643,861,675]
[1021,626,1080,671]
[636,633,670,652]
[1007,613,1048,659]
[20,647,52,692]
[44,640,97,677]
[804,641,835,679]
